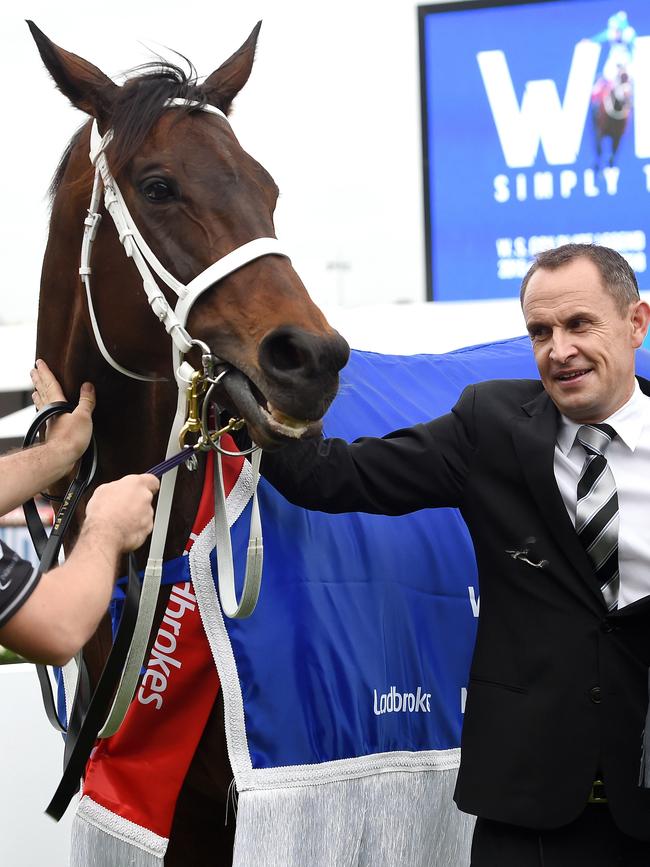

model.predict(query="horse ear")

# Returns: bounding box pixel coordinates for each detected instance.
[201,21,262,114]
[26,20,118,125]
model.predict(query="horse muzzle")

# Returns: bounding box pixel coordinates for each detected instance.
[214,326,350,449]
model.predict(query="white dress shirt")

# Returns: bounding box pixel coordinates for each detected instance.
[554,379,650,608]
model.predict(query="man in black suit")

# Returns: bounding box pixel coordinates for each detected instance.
[261,244,650,865]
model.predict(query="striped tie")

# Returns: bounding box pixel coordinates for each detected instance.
[576,423,619,610]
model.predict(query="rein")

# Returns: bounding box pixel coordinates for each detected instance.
[23,402,98,733]
[23,403,142,819]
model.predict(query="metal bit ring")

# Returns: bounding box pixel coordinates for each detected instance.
[200,379,259,457]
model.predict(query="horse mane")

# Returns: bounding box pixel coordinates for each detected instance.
[50,59,209,200]
[49,126,87,201]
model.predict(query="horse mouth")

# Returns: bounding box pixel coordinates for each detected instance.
[219,368,322,447]
[263,404,311,438]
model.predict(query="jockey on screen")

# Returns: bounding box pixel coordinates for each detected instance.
[589,10,636,102]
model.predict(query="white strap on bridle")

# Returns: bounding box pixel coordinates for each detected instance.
[81,99,288,376]
[214,447,263,618]
[85,99,274,736]
[99,366,190,737]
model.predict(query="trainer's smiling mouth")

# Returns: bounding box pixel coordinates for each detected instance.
[555,368,591,382]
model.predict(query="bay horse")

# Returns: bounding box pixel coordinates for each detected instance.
[591,68,633,171]
[29,21,349,865]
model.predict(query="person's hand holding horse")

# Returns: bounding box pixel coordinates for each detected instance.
[0,361,95,517]
[84,474,160,558]
[0,364,158,665]
[30,358,95,476]
[0,472,157,664]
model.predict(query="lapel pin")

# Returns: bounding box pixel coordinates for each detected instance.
[505,548,549,569]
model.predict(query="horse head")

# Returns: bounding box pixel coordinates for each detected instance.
[29,21,349,451]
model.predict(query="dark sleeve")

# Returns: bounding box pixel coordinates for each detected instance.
[261,384,477,515]
[0,540,41,629]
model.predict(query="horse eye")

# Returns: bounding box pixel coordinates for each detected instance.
[141,178,175,202]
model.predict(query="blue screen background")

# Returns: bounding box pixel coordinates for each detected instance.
[422,0,650,300]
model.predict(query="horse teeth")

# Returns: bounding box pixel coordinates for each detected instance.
[276,421,308,437]
[272,410,306,429]
[259,400,308,436]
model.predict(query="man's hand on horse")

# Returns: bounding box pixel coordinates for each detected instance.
[30,358,96,476]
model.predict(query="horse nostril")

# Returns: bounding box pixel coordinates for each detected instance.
[259,327,349,381]
[263,331,306,373]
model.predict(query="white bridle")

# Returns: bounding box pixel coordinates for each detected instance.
[81,97,288,381]
[77,98,275,737]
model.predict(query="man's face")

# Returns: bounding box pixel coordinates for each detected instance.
[523,257,648,423]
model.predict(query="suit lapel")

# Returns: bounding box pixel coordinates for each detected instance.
[511,389,607,610]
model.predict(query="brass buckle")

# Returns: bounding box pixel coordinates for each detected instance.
[587,779,607,804]
[179,370,208,448]
[178,368,248,452]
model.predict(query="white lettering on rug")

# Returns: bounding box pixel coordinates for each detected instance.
[373,685,432,716]
[137,581,196,710]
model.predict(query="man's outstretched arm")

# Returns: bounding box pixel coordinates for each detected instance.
[260,386,478,516]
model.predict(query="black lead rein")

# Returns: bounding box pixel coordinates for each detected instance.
[22,402,143,820]
[23,402,97,733]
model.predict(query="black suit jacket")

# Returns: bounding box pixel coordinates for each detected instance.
[262,376,650,837]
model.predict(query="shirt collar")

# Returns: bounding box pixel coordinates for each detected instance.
[556,379,650,455]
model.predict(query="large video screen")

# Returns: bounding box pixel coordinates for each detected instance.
[419,0,650,300]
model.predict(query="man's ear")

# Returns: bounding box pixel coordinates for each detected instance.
[27,20,118,126]
[631,300,650,349]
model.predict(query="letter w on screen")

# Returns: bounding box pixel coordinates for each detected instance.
[477,42,601,169]
[478,36,650,166]
[477,41,600,168]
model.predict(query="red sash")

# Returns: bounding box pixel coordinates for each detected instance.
[82,446,243,838]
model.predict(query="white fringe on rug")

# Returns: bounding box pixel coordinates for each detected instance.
[70,796,166,867]
[232,767,474,867]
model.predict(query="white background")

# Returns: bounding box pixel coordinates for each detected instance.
[0,0,433,326]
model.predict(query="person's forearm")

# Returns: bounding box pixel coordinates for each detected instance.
[0,519,123,666]
[41,519,123,660]
[0,442,73,516]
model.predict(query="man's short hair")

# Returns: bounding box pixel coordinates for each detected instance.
[520,244,640,314]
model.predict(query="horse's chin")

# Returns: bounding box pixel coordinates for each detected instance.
[219,368,323,450]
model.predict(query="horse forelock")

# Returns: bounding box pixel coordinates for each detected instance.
[106,60,209,175]
[50,58,223,200]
